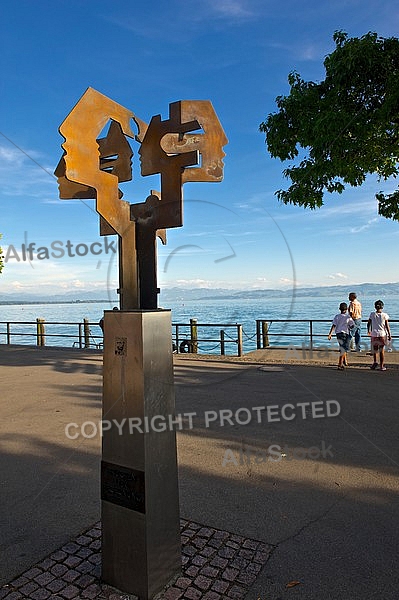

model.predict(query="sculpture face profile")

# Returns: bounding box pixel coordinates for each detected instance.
[56,88,227,309]
[160,100,228,184]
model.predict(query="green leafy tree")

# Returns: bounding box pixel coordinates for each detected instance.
[260,31,399,220]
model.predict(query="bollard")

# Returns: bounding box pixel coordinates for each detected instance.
[220,330,225,355]
[190,318,198,354]
[36,318,46,346]
[84,318,90,349]
[237,324,243,356]
[262,321,269,348]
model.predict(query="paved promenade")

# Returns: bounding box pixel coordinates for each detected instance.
[0,345,398,599]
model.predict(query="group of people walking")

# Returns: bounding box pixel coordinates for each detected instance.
[328,292,392,371]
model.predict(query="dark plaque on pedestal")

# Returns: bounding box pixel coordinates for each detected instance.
[101,461,145,513]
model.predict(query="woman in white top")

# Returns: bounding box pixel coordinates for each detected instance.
[367,300,391,371]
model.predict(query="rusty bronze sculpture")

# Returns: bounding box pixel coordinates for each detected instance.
[56,87,227,309]
[56,88,227,600]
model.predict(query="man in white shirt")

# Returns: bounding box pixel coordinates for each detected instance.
[348,292,362,351]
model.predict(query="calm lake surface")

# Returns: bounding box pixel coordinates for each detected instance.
[1,295,398,354]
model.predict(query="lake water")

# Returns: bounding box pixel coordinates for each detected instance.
[1,295,398,354]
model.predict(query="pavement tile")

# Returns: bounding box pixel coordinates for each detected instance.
[36,559,56,571]
[183,588,202,600]
[19,581,39,595]
[34,572,55,586]
[175,577,192,590]
[60,584,80,598]
[76,535,92,546]
[209,556,228,569]
[75,573,96,588]
[163,587,184,600]
[21,567,42,580]
[51,564,69,577]
[63,555,82,568]
[46,579,67,593]
[199,547,216,559]
[185,566,200,578]
[200,567,219,579]
[30,589,52,599]
[77,547,94,559]
[237,548,254,560]
[191,555,208,567]
[202,592,221,600]
[0,519,272,599]
[62,569,81,583]
[89,539,101,551]
[211,579,229,594]
[61,542,80,555]
[193,576,212,591]
[50,550,68,562]
[221,567,239,582]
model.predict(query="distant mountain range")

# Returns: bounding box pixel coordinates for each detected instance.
[160,282,399,302]
[1,282,399,305]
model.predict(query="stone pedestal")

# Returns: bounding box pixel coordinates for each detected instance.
[101,310,181,599]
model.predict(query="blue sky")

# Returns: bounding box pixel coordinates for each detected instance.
[1,0,399,298]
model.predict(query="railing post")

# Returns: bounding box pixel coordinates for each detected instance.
[256,320,260,349]
[36,318,46,346]
[175,325,180,354]
[309,320,313,350]
[220,330,225,355]
[190,318,198,354]
[237,324,243,357]
[84,318,90,349]
[78,323,83,349]
[7,322,11,345]
[262,321,269,348]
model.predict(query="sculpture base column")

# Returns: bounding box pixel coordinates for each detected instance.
[101,310,181,599]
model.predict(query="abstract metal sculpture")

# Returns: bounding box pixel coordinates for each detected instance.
[56,88,227,599]
[56,88,227,309]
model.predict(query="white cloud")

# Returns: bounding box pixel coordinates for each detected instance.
[211,0,253,18]
[262,40,327,63]
[0,142,56,198]
[350,217,379,233]
[328,273,349,280]
[174,279,212,288]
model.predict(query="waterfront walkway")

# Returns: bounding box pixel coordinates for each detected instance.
[0,345,398,599]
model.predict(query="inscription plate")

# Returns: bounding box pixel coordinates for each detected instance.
[101,461,145,513]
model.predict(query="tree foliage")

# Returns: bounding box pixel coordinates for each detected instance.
[260,31,399,220]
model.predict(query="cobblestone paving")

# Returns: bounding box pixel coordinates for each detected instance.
[0,519,273,600]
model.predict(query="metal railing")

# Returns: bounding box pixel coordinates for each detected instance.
[1,317,396,355]
[256,319,398,350]
[0,319,103,349]
[0,318,244,356]
[172,318,243,356]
